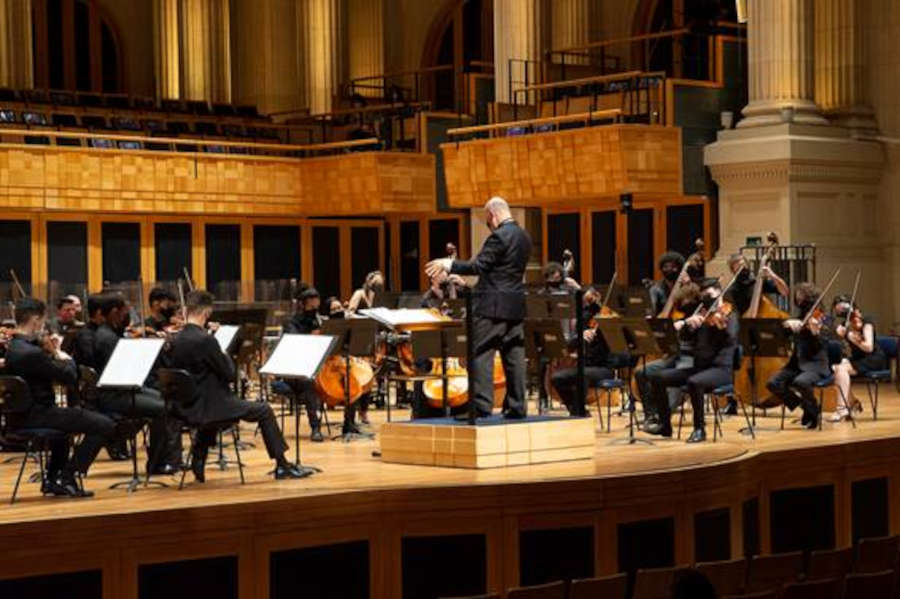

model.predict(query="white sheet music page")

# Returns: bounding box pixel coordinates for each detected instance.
[97,338,166,388]
[358,307,446,328]
[259,334,335,378]
[214,325,240,353]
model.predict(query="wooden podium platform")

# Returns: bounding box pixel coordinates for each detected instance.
[379,415,596,468]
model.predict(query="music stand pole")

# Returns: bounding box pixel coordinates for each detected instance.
[575,289,586,417]
[441,332,449,417]
[466,292,476,425]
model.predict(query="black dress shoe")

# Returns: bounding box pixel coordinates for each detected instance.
[644,420,672,437]
[190,451,207,483]
[149,463,179,476]
[274,463,315,479]
[686,428,706,443]
[46,477,93,498]
[725,399,738,415]
[503,410,527,420]
[310,428,324,443]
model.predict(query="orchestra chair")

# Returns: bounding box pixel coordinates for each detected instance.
[854,534,900,573]
[781,341,845,432]
[505,580,566,599]
[157,369,245,489]
[780,577,841,599]
[695,557,748,597]
[873,334,900,393]
[568,572,628,599]
[632,565,689,599]
[269,379,332,437]
[592,377,627,433]
[745,551,804,593]
[852,335,896,421]
[677,347,749,442]
[842,570,896,597]
[806,547,853,581]
[0,375,73,504]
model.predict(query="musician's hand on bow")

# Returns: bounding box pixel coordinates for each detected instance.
[685,314,705,329]
[807,316,822,335]
[784,318,802,333]
[583,328,596,343]
[678,272,691,285]
[760,265,774,279]
[425,258,453,278]
[835,324,847,338]
[563,277,581,291]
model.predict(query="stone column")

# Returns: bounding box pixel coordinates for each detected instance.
[302,0,341,114]
[814,0,877,131]
[0,0,33,89]
[740,0,827,127]
[493,0,542,104]
[154,0,181,98]
[346,0,383,97]
[551,0,589,65]
[232,0,302,115]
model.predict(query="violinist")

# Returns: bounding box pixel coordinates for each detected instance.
[277,286,325,442]
[166,290,309,480]
[549,287,628,417]
[4,297,117,497]
[347,270,385,314]
[726,253,789,315]
[325,296,345,319]
[648,252,686,316]
[766,283,829,429]
[90,293,182,474]
[645,280,738,442]
[830,300,884,422]
[420,270,466,310]
[46,295,84,340]
[71,294,104,372]
[539,261,580,295]
[144,287,178,333]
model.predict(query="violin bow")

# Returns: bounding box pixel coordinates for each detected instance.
[690,264,745,318]
[844,270,862,328]
[137,277,147,338]
[182,267,195,292]
[177,279,188,322]
[799,268,841,328]
[8,269,26,300]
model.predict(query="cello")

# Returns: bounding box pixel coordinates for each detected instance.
[733,233,790,408]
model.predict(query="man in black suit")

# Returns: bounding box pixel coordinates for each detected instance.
[167,290,310,480]
[4,298,116,497]
[426,196,532,419]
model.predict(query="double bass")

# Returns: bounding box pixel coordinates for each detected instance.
[734,233,790,408]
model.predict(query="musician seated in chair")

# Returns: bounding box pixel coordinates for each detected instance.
[645,281,738,442]
[273,286,325,442]
[4,297,117,497]
[539,261,580,295]
[144,287,178,334]
[550,287,630,417]
[766,283,829,429]
[829,297,884,422]
[726,253,789,315]
[167,290,309,480]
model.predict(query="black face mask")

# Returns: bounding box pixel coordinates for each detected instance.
[737,269,750,282]
[160,306,176,320]
[303,309,318,319]
[586,302,601,317]
[330,310,345,320]
[796,298,815,312]
[681,301,700,316]
[663,270,679,282]
[700,294,717,309]
[548,279,563,289]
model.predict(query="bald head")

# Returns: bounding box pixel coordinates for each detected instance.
[484,196,512,231]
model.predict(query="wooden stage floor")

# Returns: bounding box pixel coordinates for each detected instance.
[0,383,897,526]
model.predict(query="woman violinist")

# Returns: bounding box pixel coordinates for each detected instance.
[347,271,385,314]
[829,298,886,421]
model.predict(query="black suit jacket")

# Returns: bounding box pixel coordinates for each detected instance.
[5,335,77,408]
[283,312,321,335]
[72,322,99,370]
[450,219,532,320]
[693,313,739,370]
[166,323,239,425]
[789,328,830,375]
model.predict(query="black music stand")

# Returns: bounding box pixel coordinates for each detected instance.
[739,318,791,436]
[647,318,681,356]
[595,317,659,445]
[321,318,379,442]
[410,327,466,417]
[260,333,336,476]
[621,287,653,317]
[97,338,167,492]
[525,319,571,414]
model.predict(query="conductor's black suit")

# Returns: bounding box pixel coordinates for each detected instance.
[450,218,532,417]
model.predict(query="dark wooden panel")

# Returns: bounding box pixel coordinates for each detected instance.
[666,204,704,261]
[138,556,237,599]
[351,227,381,292]
[852,477,889,544]
[312,226,341,300]
[154,223,192,284]
[590,210,616,286]
[0,220,31,300]
[519,526,594,586]
[694,507,731,562]
[47,220,88,296]
[270,540,369,599]
[547,212,580,269]
[617,516,675,572]
[427,219,460,261]
[399,221,420,292]
[205,224,241,301]
[627,208,654,285]
[402,534,487,599]
[742,497,760,557]
[770,485,835,553]
[254,225,300,301]
[101,222,141,284]
[0,570,101,599]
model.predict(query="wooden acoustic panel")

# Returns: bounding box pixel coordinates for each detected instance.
[0,147,435,216]
[441,125,682,208]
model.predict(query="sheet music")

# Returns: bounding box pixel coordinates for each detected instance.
[97,338,166,388]
[359,307,447,328]
[214,325,240,353]
[259,334,335,379]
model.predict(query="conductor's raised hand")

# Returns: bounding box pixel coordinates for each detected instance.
[425,258,453,279]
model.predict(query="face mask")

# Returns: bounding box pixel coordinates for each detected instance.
[663,270,679,282]
[700,294,717,309]
[330,310,345,320]
[737,269,750,281]
[160,306,176,320]
[586,302,601,316]
[796,297,815,311]
[548,279,562,288]
[304,308,318,318]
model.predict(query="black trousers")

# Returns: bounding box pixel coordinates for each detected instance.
[11,404,116,476]
[649,366,732,429]
[471,316,527,416]
[284,379,322,429]
[635,355,677,419]
[196,400,288,460]
[98,388,182,468]
[766,367,824,411]
[550,366,613,415]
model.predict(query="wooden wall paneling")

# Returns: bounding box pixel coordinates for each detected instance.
[240,222,254,302]
[339,225,352,301]
[87,217,102,292]
[300,223,313,288]
[0,548,117,599]
[194,217,207,289]
[579,207,592,284]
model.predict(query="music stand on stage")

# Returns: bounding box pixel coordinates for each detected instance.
[410,326,466,417]
[98,337,167,492]
[739,318,792,437]
[595,317,660,445]
[321,318,380,441]
[260,333,336,476]
[525,318,571,414]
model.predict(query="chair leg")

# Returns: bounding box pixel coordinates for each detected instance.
[11,442,31,504]
[179,433,195,491]
[818,389,824,431]
[231,426,245,485]
[736,394,755,440]
[780,403,786,430]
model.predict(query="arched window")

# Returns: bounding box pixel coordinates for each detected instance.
[32,0,123,92]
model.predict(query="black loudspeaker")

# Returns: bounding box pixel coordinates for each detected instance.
[619,193,633,214]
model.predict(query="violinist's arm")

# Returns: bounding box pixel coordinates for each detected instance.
[761,266,789,297]
[852,322,876,353]
[347,290,364,314]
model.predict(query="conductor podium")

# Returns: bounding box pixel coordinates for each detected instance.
[376,300,596,469]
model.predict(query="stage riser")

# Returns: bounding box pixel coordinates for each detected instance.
[0,437,897,599]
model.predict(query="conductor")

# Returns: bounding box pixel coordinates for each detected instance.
[426,196,532,420]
